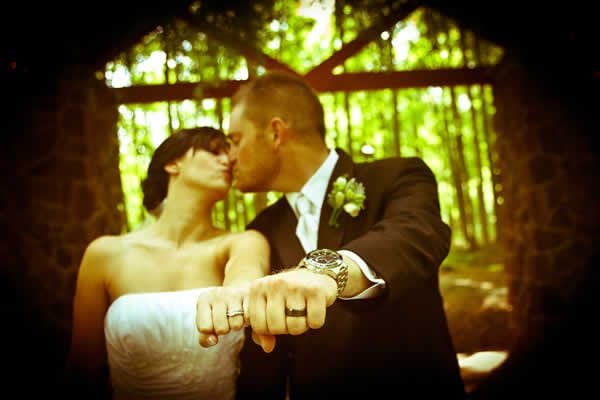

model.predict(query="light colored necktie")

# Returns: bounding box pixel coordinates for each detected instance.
[295,194,318,252]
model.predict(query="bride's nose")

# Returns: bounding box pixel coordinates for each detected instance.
[217,152,231,166]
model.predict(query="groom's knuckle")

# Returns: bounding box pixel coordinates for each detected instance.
[266,319,285,335]
[304,284,320,296]
[308,319,324,329]
[288,321,307,335]
[253,326,267,335]
[266,278,280,292]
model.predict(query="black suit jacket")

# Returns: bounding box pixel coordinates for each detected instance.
[237,149,465,399]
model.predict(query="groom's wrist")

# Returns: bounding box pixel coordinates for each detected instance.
[298,249,349,296]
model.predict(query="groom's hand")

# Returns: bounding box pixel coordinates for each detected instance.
[251,331,277,353]
[246,268,337,338]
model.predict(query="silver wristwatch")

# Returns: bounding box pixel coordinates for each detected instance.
[300,249,349,296]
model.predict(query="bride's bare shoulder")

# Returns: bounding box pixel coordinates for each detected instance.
[222,229,269,247]
[84,231,143,259]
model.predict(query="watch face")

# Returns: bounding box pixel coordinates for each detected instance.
[307,249,342,268]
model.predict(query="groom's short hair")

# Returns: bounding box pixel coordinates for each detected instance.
[232,70,326,139]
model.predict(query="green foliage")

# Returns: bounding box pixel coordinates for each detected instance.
[442,242,505,271]
[105,1,503,249]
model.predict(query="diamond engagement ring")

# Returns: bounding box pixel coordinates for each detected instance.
[226,309,244,318]
[285,307,307,317]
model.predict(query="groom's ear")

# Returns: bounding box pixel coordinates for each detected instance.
[269,117,289,147]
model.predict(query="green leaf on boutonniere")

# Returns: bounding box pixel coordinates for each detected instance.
[326,175,366,228]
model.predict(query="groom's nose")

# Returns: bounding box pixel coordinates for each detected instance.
[228,147,238,163]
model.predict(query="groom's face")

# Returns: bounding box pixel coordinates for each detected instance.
[228,103,280,193]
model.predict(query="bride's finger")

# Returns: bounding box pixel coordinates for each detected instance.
[212,301,229,335]
[196,293,219,348]
[198,332,218,347]
[196,295,215,335]
[225,299,245,331]
[242,295,250,327]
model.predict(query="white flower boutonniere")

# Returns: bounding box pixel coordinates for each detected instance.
[327,174,366,228]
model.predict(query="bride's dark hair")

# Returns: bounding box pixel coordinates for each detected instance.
[141,126,229,213]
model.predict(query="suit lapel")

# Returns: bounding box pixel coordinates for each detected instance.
[270,200,306,268]
[318,149,356,250]
[268,149,357,265]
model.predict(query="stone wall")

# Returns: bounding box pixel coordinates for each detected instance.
[2,71,126,389]
[470,54,600,397]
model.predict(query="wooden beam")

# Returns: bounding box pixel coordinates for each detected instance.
[310,67,495,92]
[111,80,244,104]
[110,67,495,104]
[304,1,419,81]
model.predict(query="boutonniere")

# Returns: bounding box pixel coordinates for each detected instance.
[327,175,366,228]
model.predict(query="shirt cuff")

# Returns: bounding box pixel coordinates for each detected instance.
[337,249,386,300]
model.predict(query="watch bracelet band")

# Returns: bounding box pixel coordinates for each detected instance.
[301,257,349,296]
[332,265,349,296]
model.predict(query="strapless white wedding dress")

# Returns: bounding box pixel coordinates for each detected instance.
[104,287,244,400]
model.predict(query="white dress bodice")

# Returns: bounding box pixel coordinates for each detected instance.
[104,287,244,400]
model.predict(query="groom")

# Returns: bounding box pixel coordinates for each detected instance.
[199,71,465,399]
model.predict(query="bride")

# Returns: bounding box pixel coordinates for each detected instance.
[64,127,270,400]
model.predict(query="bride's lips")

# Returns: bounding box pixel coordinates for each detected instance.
[221,169,233,181]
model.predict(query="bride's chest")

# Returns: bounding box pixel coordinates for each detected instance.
[111,244,227,295]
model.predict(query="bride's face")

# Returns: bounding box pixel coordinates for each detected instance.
[173,146,232,195]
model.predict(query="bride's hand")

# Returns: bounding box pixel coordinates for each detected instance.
[196,286,248,347]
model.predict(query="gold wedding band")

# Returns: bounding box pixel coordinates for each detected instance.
[226,309,244,318]
[285,307,307,317]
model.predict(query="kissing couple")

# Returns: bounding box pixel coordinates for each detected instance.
[66,71,465,400]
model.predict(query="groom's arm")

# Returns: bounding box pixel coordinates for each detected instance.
[239,157,449,338]
[299,157,447,301]
[341,157,451,303]
[337,250,385,298]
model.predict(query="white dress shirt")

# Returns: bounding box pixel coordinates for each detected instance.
[285,149,386,299]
